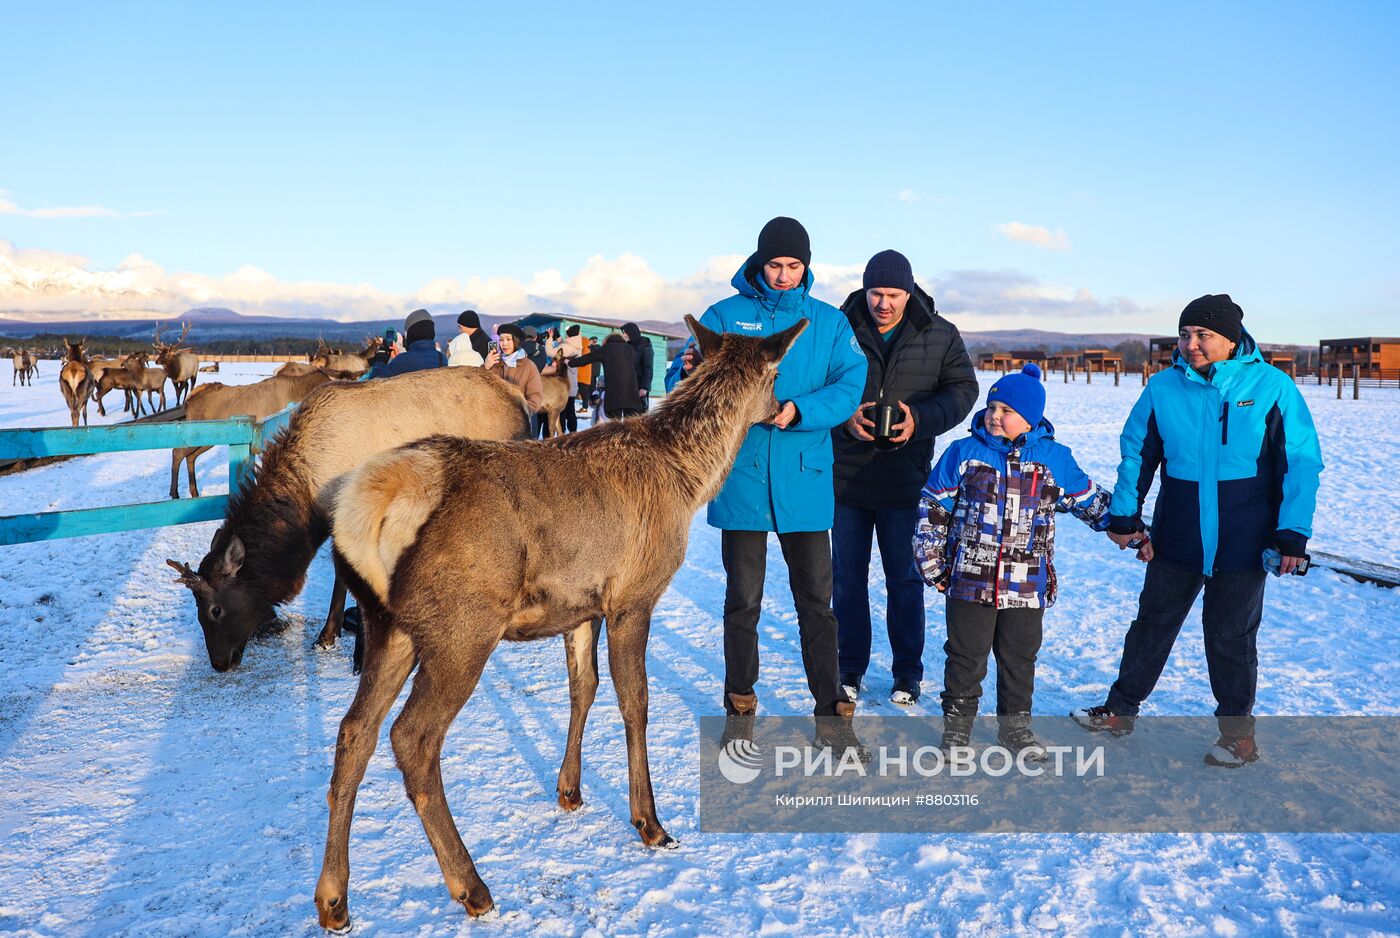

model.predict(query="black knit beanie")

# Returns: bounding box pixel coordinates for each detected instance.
[863,249,916,293]
[457,309,481,328]
[403,308,435,346]
[756,216,811,267]
[1179,294,1244,344]
[566,324,580,337]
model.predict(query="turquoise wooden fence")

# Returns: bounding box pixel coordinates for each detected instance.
[0,405,293,546]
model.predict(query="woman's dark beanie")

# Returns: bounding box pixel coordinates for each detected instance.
[403,308,435,346]
[496,323,525,343]
[457,309,481,329]
[863,249,916,293]
[756,216,811,267]
[1179,294,1244,344]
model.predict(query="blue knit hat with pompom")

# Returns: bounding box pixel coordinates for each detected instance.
[986,363,1046,427]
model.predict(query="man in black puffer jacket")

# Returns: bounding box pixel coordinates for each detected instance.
[833,250,978,706]
[566,330,645,419]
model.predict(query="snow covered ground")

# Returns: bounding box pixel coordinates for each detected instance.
[1,367,1397,936]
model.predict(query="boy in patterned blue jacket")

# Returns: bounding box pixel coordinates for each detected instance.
[915,364,1110,758]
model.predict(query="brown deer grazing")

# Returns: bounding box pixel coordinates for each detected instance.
[311,316,805,928]
[59,340,94,427]
[165,366,531,672]
[154,320,201,406]
[170,369,340,499]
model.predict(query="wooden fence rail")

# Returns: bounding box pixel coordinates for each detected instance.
[0,405,293,546]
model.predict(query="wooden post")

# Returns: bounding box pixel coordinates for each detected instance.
[1141,363,1148,386]
[1353,365,1360,400]
[1336,364,1343,399]
[1114,361,1121,386]
[1086,362,1092,384]
[1063,359,1069,383]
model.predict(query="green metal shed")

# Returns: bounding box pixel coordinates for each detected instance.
[510,313,682,398]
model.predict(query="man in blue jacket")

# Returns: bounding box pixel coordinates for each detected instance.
[666,217,868,744]
[1073,295,1323,767]
[373,309,446,377]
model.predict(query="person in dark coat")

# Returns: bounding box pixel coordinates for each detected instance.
[375,309,446,377]
[831,250,978,706]
[566,330,644,419]
[620,322,654,410]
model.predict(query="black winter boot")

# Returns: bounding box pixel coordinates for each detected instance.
[940,696,978,751]
[997,712,1048,763]
[721,692,757,747]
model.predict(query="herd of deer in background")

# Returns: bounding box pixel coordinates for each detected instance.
[12,323,389,500]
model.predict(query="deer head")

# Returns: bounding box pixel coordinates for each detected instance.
[64,338,86,362]
[167,528,270,671]
[153,321,191,363]
[683,314,807,426]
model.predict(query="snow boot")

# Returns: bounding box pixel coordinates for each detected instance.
[841,672,863,704]
[721,692,757,748]
[1071,704,1136,737]
[814,705,871,763]
[890,677,921,707]
[1204,734,1259,768]
[940,696,978,751]
[997,712,1048,763]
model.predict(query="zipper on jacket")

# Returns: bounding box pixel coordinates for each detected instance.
[993,450,1016,606]
[1219,400,1229,445]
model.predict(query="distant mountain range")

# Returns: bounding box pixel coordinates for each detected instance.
[0,308,1310,351]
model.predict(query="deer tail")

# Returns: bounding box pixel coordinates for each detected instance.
[332,446,445,606]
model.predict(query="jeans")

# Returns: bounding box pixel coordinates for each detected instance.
[832,500,926,682]
[941,598,1044,714]
[721,529,845,716]
[1105,558,1266,736]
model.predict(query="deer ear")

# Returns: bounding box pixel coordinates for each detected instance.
[685,315,724,360]
[760,318,808,364]
[222,535,245,578]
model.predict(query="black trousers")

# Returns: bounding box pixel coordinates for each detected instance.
[721,529,845,716]
[941,598,1045,715]
[561,396,577,433]
[1106,559,1266,735]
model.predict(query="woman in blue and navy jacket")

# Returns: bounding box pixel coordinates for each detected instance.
[1073,295,1323,768]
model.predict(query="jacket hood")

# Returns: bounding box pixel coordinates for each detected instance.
[620,323,643,343]
[731,255,814,307]
[968,407,1055,450]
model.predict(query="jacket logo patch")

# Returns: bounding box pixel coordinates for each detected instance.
[1237,399,1254,407]
[736,321,763,332]
[850,336,860,352]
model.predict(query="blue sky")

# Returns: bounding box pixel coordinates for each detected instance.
[2,1,1397,340]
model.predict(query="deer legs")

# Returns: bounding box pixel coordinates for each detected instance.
[556,618,602,810]
[389,638,501,919]
[315,577,349,649]
[606,607,675,848]
[314,617,416,931]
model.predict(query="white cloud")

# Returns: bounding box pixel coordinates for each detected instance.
[898,189,922,204]
[0,240,1147,330]
[0,187,160,220]
[997,221,1072,252]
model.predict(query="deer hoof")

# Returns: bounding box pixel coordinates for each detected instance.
[634,819,678,849]
[557,787,583,811]
[458,884,495,918]
[315,893,350,932]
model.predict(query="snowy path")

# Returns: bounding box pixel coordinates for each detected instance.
[1,370,1398,936]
